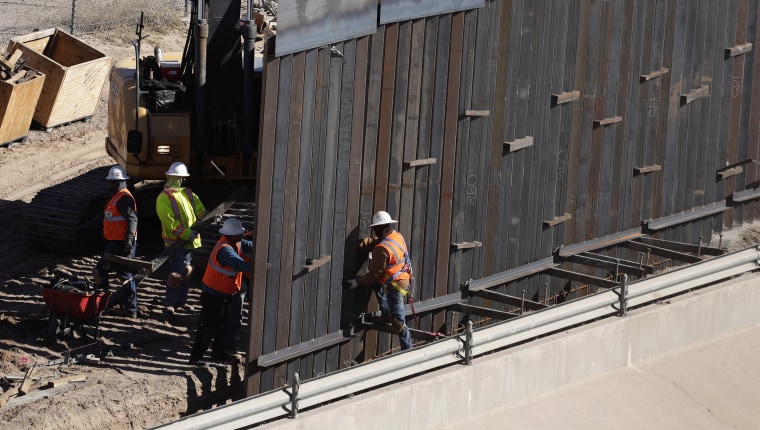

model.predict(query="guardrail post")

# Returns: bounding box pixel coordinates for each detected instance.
[465,320,473,365]
[618,274,628,317]
[290,372,300,419]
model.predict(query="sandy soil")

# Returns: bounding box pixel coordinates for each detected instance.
[0,23,247,430]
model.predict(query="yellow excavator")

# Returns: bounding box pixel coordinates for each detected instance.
[26,0,263,254]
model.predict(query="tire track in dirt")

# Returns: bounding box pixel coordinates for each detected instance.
[0,149,112,202]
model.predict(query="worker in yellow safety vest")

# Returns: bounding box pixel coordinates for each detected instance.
[189,218,253,367]
[344,210,414,350]
[155,161,207,315]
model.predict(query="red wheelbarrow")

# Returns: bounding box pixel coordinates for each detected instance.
[41,277,111,341]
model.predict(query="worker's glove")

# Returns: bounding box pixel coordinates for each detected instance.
[124,236,136,254]
[343,279,358,290]
[213,214,223,224]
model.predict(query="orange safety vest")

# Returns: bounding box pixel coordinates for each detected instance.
[202,236,243,295]
[103,189,136,241]
[377,230,412,287]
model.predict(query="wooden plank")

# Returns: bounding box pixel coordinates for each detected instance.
[46,375,87,388]
[0,387,18,408]
[551,90,580,104]
[18,363,37,395]
[504,135,533,152]
[726,42,753,57]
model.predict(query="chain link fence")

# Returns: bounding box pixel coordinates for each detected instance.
[0,0,190,49]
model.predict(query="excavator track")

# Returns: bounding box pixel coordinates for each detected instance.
[25,166,110,255]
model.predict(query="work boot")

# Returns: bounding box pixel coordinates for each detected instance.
[210,350,239,364]
[189,358,209,368]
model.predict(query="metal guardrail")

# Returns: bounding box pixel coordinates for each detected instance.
[152,246,760,430]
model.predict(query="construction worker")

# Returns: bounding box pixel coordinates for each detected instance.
[78,165,139,318]
[189,218,253,367]
[155,161,207,314]
[345,210,414,351]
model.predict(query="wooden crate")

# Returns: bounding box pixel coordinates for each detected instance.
[6,28,111,129]
[0,68,45,145]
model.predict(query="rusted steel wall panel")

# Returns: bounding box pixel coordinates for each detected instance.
[247,0,760,396]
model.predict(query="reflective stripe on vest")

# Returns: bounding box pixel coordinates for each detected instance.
[103,189,136,240]
[202,236,242,295]
[161,187,196,240]
[377,231,412,287]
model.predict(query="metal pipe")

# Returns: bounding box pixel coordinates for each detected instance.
[618,274,628,317]
[465,320,473,365]
[150,246,760,430]
[193,16,208,164]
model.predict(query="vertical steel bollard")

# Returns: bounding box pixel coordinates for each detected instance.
[465,320,474,365]
[70,0,77,34]
[290,372,300,419]
[618,274,628,317]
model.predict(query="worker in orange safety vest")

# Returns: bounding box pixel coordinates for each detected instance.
[189,218,253,367]
[344,210,414,350]
[78,165,139,318]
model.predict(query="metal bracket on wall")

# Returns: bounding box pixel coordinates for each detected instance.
[504,136,534,152]
[593,116,622,127]
[463,109,490,117]
[726,42,753,57]
[633,164,661,175]
[303,255,331,272]
[404,158,437,167]
[716,158,757,180]
[640,68,670,82]
[551,90,580,105]
[451,241,482,250]
[543,212,572,227]
[681,85,710,104]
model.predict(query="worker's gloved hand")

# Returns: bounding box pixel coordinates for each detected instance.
[343,279,358,290]
[124,236,136,254]
[213,214,223,224]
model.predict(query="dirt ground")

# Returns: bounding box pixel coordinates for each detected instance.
[0,23,249,430]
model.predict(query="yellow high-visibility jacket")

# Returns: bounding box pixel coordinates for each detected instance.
[156,187,206,249]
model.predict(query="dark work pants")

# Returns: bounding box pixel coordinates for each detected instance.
[189,291,230,361]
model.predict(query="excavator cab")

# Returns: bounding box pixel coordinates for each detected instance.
[106,0,263,182]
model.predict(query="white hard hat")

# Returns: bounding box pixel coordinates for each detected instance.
[106,165,129,181]
[165,161,190,177]
[369,210,397,227]
[219,218,246,235]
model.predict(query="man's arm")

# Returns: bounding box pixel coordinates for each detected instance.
[355,246,389,286]
[216,245,252,274]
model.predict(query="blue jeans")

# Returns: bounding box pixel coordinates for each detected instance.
[97,240,137,313]
[225,282,246,352]
[165,248,193,307]
[374,285,413,350]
